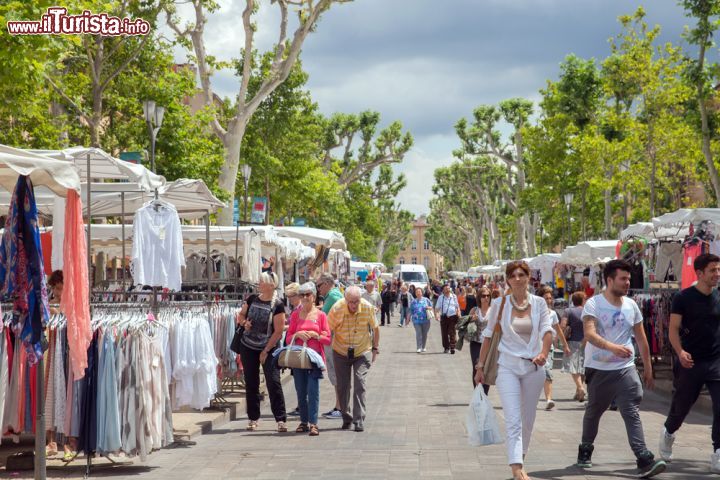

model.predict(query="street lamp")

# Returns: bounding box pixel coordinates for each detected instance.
[143,100,165,173]
[564,193,574,247]
[241,164,252,224]
[234,164,252,289]
[539,219,544,255]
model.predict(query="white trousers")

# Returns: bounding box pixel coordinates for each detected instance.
[495,364,546,465]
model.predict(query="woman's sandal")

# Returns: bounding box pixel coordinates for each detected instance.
[246,420,258,431]
[296,423,309,433]
[309,424,319,436]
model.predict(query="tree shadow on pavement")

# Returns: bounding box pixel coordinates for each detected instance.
[527,465,638,479]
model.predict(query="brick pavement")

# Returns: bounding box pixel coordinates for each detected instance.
[4,314,717,479]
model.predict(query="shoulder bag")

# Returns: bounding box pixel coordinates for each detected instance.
[425,300,437,322]
[482,295,507,386]
[277,333,313,369]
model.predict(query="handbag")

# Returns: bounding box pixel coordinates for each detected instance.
[230,325,244,354]
[426,306,436,322]
[482,295,507,386]
[277,334,313,369]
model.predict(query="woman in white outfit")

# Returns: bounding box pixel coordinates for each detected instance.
[474,261,554,480]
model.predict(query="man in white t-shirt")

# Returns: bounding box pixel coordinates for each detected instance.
[362,280,382,323]
[575,260,666,478]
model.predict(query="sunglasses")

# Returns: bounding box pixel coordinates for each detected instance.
[300,292,314,298]
[480,295,490,298]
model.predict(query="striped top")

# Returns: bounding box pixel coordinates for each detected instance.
[328,298,379,356]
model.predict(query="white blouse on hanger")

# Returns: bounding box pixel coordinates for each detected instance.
[131,202,185,291]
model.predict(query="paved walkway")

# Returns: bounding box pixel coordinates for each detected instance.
[6,314,718,479]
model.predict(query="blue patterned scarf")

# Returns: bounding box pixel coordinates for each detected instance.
[0,175,50,363]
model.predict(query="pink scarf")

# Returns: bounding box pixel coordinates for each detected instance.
[60,190,92,379]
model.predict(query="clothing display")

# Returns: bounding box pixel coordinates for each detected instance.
[681,243,702,289]
[131,201,185,291]
[0,176,51,364]
[655,242,683,283]
[241,233,261,284]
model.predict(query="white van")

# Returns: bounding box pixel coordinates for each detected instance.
[393,264,429,290]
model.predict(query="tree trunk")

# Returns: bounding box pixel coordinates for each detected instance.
[376,238,386,262]
[697,41,720,206]
[217,121,246,226]
[604,187,612,239]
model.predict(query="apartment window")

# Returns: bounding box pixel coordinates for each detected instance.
[411,257,417,264]
[424,240,429,250]
[399,257,405,265]
[412,240,417,250]
[423,256,430,268]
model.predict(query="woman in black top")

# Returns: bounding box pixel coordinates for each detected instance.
[237,272,288,432]
[464,286,478,316]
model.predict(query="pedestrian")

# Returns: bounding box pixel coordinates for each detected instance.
[469,286,491,393]
[562,291,587,402]
[286,282,331,436]
[362,280,382,324]
[398,284,412,327]
[285,282,301,313]
[236,272,288,432]
[431,280,443,307]
[575,259,666,478]
[410,287,433,353]
[457,286,467,316]
[659,253,720,471]
[316,273,344,421]
[474,261,554,480]
[538,285,571,411]
[327,286,380,432]
[380,282,395,326]
[436,284,461,354]
[465,286,478,316]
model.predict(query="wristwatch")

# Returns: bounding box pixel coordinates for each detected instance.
[372,347,379,353]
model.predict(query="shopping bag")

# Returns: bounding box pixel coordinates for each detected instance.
[466,385,504,446]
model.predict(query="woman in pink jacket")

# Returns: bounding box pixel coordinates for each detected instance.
[286,282,331,436]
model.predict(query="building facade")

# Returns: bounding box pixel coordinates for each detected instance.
[393,215,445,280]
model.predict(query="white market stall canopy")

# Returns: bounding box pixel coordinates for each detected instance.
[88,179,225,219]
[275,226,346,250]
[620,222,689,241]
[0,144,81,196]
[560,240,617,265]
[29,146,165,191]
[652,208,720,228]
[528,253,561,270]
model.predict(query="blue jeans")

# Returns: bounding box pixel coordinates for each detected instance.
[293,368,321,425]
[414,322,431,350]
[400,306,410,325]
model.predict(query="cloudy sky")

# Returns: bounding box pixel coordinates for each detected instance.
[169,0,689,216]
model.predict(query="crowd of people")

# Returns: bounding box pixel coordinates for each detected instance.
[231,254,720,480]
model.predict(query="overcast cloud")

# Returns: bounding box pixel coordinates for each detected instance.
[169,0,690,215]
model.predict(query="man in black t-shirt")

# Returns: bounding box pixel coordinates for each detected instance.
[659,253,720,472]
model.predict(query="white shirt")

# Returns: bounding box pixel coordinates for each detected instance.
[482,294,555,373]
[582,294,642,371]
[362,290,382,310]
[437,293,461,317]
[131,203,185,291]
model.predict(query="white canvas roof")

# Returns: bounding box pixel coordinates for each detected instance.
[29,146,165,191]
[528,253,561,270]
[620,222,689,241]
[560,240,617,265]
[275,226,347,250]
[0,144,81,196]
[88,179,225,219]
[652,208,720,228]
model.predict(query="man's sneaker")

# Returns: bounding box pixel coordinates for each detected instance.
[422,348,427,352]
[450,348,455,354]
[576,443,594,468]
[546,399,555,410]
[444,349,450,354]
[288,407,300,416]
[636,451,666,478]
[658,427,675,462]
[711,448,720,473]
[323,408,342,419]
[417,348,422,353]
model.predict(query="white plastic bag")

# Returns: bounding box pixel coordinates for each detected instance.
[466,385,504,446]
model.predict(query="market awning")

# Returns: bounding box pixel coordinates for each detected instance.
[0,144,81,196]
[528,253,561,270]
[652,208,720,228]
[560,240,617,265]
[620,222,688,241]
[29,146,165,191]
[275,226,347,250]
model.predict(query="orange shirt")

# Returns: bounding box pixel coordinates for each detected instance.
[458,294,467,311]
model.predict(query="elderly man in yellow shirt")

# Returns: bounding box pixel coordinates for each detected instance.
[328,285,380,432]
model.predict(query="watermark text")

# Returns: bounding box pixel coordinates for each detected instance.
[7,7,150,36]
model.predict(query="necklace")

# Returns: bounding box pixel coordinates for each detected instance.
[509,294,530,312]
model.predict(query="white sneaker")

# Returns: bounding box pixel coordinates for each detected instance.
[422,348,427,352]
[658,427,675,462]
[545,400,555,410]
[711,448,720,473]
[417,348,422,353]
